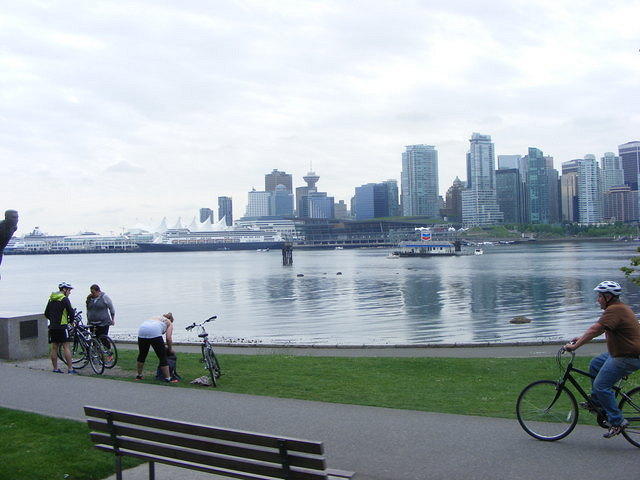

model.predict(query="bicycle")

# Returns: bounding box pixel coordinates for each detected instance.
[57,312,105,375]
[88,325,118,369]
[186,315,221,387]
[516,347,640,447]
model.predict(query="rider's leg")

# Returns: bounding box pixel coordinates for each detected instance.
[592,356,640,426]
[62,341,73,371]
[587,353,610,407]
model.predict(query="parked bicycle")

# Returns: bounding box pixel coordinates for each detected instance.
[57,312,105,375]
[516,347,640,447]
[89,325,118,369]
[186,316,221,386]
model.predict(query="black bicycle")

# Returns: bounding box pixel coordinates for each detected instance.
[57,312,105,375]
[186,316,221,387]
[516,347,640,446]
[89,326,118,369]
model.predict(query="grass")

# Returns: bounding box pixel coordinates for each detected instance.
[0,407,142,480]
[111,350,640,421]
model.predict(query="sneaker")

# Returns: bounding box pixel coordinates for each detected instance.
[52,369,63,373]
[603,419,629,438]
[135,375,144,380]
[162,378,179,383]
[579,401,600,413]
[68,370,79,375]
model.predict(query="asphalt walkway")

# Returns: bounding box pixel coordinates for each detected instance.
[1,344,638,480]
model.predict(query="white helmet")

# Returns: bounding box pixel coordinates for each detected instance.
[594,281,622,296]
[58,282,74,290]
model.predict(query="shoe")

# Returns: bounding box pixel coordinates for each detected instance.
[135,375,144,380]
[52,369,63,373]
[579,401,600,413]
[603,419,629,438]
[162,378,179,383]
[68,370,79,375]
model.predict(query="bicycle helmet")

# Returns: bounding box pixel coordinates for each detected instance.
[58,282,74,290]
[594,281,622,296]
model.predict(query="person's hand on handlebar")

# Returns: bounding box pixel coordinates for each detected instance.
[563,338,579,351]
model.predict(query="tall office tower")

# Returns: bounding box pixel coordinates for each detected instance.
[603,186,638,222]
[218,196,233,226]
[383,180,401,217]
[546,162,561,224]
[400,145,439,218]
[199,208,213,223]
[334,200,350,220]
[496,169,524,223]
[306,192,334,219]
[443,177,464,222]
[619,141,640,190]
[353,181,398,220]
[270,184,294,216]
[522,147,554,224]
[265,169,293,193]
[295,170,320,217]
[245,189,271,217]
[600,152,624,192]
[561,160,580,223]
[577,155,602,224]
[497,155,521,170]
[461,133,503,226]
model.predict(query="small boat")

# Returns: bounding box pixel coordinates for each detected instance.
[474,248,484,255]
[256,248,270,252]
[387,252,400,259]
[335,246,344,250]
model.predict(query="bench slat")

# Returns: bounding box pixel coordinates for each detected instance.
[87,420,326,470]
[92,445,322,480]
[91,434,328,480]
[85,406,323,454]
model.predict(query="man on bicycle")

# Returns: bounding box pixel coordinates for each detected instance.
[564,281,640,438]
[44,282,78,374]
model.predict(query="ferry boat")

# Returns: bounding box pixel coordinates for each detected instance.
[5,228,139,254]
[392,240,461,257]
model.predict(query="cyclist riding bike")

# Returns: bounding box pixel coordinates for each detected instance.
[564,281,640,438]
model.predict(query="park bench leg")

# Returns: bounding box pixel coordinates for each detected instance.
[148,461,155,480]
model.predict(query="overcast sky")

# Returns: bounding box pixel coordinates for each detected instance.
[1,0,639,235]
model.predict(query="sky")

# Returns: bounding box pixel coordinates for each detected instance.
[1,0,639,235]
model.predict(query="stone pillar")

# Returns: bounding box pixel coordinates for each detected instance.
[0,313,48,360]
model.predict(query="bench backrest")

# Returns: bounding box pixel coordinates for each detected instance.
[84,406,329,480]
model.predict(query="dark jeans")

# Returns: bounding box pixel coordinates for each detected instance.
[137,336,168,367]
[90,325,111,348]
[590,352,640,426]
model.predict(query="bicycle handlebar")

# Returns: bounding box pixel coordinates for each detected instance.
[186,316,217,331]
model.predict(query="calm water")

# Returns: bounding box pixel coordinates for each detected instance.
[0,242,637,345]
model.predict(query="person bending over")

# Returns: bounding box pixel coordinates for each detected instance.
[564,281,640,438]
[136,312,177,383]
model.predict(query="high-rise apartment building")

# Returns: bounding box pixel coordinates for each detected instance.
[461,133,503,226]
[218,196,233,226]
[401,145,439,218]
[577,155,602,224]
[384,180,401,217]
[619,141,640,190]
[496,168,524,223]
[561,160,580,223]
[523,147,553,224]
[497,155,521,170]
[265,169,293,193]
[603,186,638,222]
[600,152,624,192]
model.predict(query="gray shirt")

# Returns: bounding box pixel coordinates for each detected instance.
[86,293,115,326]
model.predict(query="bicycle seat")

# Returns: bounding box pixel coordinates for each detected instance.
[198,333,208,338]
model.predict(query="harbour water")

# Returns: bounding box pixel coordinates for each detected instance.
[0,241,637,345]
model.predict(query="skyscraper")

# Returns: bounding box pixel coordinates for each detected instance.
[401,145,439,218]
[245,189,271,217]
[497,155,521,170]
[443,177,464,222]
[353,181,399,220]
[265,169,293,193]
[523,147,552,224]
[295,170,320,217]
[496,169,524,223]
[199,208,213,223]
[561,160,580,223]
[218,196,233,226]
[577,155,602,224]
[600,152,624,192]
[461,133,503,226]
[619,141,640,190]
[603,186,638,222]
[270,184,294,216]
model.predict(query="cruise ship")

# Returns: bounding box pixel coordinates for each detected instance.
[5,228,139,254]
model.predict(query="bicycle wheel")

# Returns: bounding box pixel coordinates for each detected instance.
[98,335,118,369]
[88,339,105,375]
[202,345,220,387]
[619,386,640,448]
[516,380,578,441]
[59,339,89,368]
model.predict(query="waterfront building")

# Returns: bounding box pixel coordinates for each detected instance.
[401,145,439,218]
[496,168,524,223]
[442,177,464,222]
[353,180,400,220]
[561,160,580,223]
[461,133,503,226]
[306,192,335,219]
[577,155,602,224]
[497,155,521,170]
[603,185,639,222]
[546,159,561,224]
[199,208,213,223]
[295,170,320,217]
[619,141,640,190]
[384,180,401,217]
[265,169,293,193]
[245,189,271,217]
[270,184,294,216]
[600,152,624,192]
[523,147,554,224]
[218,196,233,226]
[334,200,351,220]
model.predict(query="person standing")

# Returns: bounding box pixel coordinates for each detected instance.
[86,284,115,341]
[564,281,640,438]
[44,282,78,374]
[136,313,178,383]
[0,209,18,279]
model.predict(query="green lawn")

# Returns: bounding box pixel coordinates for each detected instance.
[0,407,142,480]
[112,350,640,420]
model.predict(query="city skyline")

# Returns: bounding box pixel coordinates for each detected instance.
[2,1,639,234]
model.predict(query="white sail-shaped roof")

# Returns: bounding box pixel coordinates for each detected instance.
[188,216,199,232]
[172,217,183,230]
[156,217,168,233]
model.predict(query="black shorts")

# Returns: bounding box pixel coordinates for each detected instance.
[48,328,69,344]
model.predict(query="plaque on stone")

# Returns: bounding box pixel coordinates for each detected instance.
[19,319,38,339]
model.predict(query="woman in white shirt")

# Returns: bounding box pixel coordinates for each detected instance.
[136,312,176,382]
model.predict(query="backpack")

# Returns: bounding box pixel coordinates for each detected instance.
[156,352,181,381]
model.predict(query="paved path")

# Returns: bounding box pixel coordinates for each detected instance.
[1,358,638,480]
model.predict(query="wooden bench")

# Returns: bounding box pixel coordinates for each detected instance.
[84,406,355,480]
